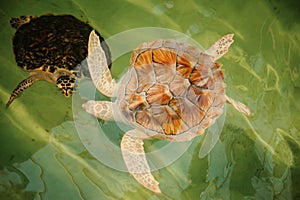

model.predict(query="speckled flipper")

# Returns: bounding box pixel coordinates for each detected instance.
[226,95,251,115]
[205,34,234,61]
[121,130,161,193]
[10,16,32,29]
[82,100,113,120]
[87,30,116,97]
[6,76,37,107]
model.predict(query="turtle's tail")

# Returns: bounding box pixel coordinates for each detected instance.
[6,76,37,108]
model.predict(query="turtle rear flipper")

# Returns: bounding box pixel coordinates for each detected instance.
[6,75,38,107]
[82,100,113,121]
[225,95,251,115]
[121,130,161,193]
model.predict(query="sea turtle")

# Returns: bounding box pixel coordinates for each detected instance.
[6,14,111,107]
[83,30,251,193]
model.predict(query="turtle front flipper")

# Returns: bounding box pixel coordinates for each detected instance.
[82,100,113,120]
[205,34,234,61]
[121,130,161,193]
[10,16,32,29]
[6,76,37,107]
[225,95,251,115]
[87,30,116,97]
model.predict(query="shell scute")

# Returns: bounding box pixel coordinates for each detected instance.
[178,51,197,66]
[206,107,224,119]
[146,83,172,105]
[128,93,149,111]
[125,68,138,95]
[197,89,215,111]
[186,45,201,58]
[134,63,156,93]
[176,63,193,78]
[189,63,212,87]
[198,53,214,66]
[152,48,176,65]
[136,110,163,133]
[200,116,213,130]
[169,74,190,97]
[213,94,226,108]
[153,62,176,83]
[169,97,205,127]
[213,69,225,82]
[134,50,153,67]
[120,100,135,122]
[176,55,194,78]
[148,39,164,49]
[162,40,177,49]
[150,106,188,135]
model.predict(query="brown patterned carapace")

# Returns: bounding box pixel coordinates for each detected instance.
[120,40,226,135]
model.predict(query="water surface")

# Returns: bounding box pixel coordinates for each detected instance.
[0,0,300,199]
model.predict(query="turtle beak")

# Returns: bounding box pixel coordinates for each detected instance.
[63,88,72,97]
[57,86,72,97]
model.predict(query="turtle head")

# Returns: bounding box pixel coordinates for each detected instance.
[56,75,75,97]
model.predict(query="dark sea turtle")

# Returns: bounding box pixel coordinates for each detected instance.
[6,14,111,107]
[83,31,251,193]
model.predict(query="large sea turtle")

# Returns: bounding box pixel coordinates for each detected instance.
[6,14,111,107]
[83,30,251,193]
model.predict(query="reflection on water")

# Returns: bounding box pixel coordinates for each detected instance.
[0,0,299,199]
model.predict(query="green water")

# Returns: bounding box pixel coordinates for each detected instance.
[0,0,300,199]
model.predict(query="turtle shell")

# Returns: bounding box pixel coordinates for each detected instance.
[12,14,111,75]
[117,39,226,139]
